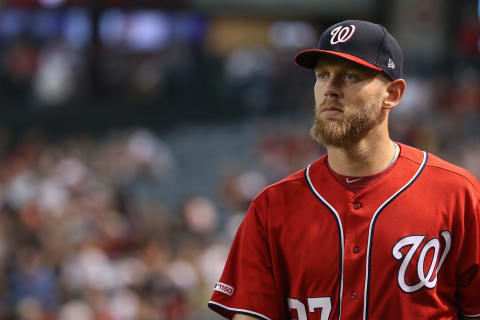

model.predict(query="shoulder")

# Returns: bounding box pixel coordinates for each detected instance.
[399,143,480,194]
[252,168,306,207]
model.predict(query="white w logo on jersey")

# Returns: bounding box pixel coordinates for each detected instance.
[392,231,451,293]
[330,25,356,45]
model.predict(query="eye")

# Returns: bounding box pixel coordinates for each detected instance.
[316,72,329,80]
[344,73,357,81]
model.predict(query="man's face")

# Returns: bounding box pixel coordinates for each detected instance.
[311,55,390,148]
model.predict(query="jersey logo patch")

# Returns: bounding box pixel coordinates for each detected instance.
[392,230,451,293]
[214,282,235,296]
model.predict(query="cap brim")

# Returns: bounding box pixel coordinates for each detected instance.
[294,49,382,71]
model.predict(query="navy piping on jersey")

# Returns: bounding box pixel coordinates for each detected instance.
[208,301,271,320]
[305,165,345,320]
[363,151,428,320]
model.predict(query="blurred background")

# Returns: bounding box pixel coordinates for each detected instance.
[0,0,478,319]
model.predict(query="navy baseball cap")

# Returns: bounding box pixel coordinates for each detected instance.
[294,20,403,80]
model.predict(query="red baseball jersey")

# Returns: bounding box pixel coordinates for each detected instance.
[209,143,480,319]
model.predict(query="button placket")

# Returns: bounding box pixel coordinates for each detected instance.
[344,196,364,309]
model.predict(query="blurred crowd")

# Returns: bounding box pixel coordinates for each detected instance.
[0,10,317,124]
[0,127,234,320]
[0,5,478,320]
[0,122,323,320]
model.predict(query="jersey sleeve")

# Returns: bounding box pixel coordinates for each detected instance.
[457,195,480,318]
[208,195,281,320]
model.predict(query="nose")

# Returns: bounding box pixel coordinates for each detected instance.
[324,75,342,98]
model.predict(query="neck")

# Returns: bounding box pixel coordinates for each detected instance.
[326,130,396,177]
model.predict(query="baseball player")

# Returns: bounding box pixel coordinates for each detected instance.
[208,20,480,319]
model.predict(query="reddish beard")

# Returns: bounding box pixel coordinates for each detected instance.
[310,100,386,148]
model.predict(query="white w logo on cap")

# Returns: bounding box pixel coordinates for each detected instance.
[330,25,356,45]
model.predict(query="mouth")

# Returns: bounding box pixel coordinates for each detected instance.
[320,106,343,116]
[322,106,342,112]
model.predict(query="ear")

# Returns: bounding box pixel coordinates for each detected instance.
[382,79,406,110]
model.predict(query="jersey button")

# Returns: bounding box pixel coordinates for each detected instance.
[353,246,360,254]
[350,291,358,300]
[353,202,362,209]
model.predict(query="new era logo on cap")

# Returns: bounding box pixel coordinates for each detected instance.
[388,58,395,69]
[294,20,403,80]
